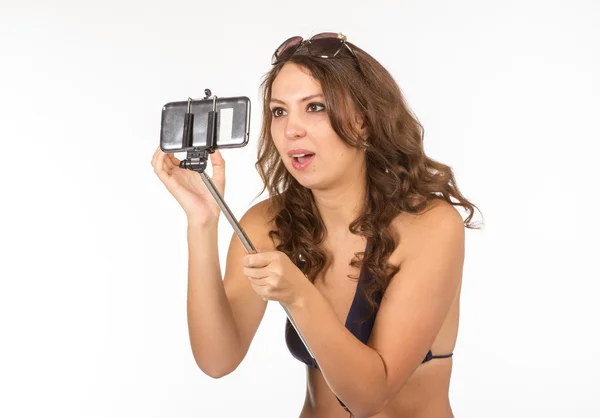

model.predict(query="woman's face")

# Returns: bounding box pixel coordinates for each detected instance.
[269,63,366,191]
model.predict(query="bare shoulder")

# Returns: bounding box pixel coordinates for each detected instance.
[239,197,279,251]
[390,198,465,263]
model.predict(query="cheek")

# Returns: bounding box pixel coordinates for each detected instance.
[272,140,291,167]
[270,126,284,150]
[331,148,363,171]
[270,125,278,143]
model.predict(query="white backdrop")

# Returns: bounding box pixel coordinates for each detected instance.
[1,0,599,417]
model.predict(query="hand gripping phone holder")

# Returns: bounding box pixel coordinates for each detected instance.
[178,89,258,253]
[177,89,325,386]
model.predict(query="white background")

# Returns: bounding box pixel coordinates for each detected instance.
[1,0,599,417]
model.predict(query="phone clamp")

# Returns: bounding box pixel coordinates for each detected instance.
[179,90,218,173]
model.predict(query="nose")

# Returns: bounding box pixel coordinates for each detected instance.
[284,111,307,140]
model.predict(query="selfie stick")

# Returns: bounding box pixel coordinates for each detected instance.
[178,89,318,364]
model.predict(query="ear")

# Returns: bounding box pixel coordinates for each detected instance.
[354,113,369,139]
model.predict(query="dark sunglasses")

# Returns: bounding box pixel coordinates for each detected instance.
[271,32,356,65]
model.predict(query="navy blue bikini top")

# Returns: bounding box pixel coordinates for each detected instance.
[284,239,453,413]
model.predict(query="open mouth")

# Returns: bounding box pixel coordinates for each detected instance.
[292,153,315,164]
[291,153,316,169]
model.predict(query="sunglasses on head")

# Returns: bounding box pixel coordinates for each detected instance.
[271,32,356,65]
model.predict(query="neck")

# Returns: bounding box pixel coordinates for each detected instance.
[311,172,367,240]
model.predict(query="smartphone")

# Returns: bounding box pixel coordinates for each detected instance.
[160,96,251,153]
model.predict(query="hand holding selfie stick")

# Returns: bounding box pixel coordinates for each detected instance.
[178,89,318,365]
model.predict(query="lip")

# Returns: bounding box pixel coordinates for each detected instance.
[291,154,315,170]
[287,149,315,157]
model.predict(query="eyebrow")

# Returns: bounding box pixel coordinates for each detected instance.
[270,94,324,105]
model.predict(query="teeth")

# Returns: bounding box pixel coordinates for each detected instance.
[293,154,307,158]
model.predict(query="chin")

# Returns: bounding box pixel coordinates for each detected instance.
[286,171,318,190]
[291,175,315,189]
[285,161,335,191]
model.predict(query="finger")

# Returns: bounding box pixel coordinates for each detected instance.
[209,150,226,189]
[161,153,177,172]
[151,145,161,167]
[243,266,270,279]
[153,149,163,171]
[153,152,175,181]
[247,280,271,301]
[154,150,167,171]
[247,277,270,287]
[152,146,173,171]
[210,149,225,168]
[167,153,181,166]
[244,253,270,268]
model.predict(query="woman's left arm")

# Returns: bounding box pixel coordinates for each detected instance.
[284,203,465,417]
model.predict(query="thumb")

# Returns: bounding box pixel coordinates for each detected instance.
[209,150,226,193]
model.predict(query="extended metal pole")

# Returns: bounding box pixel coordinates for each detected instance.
[199,171,317,362]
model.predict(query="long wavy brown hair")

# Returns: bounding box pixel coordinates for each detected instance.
[252,40,483,324]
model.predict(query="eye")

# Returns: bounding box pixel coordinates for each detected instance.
[271,107,286,118]
[270,102,325,118]
[307,102,325,112]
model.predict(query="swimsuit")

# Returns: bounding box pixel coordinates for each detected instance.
[285,238,453,412]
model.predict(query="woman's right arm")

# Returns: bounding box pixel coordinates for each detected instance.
[151,146,270,378]
[186,200,271,378]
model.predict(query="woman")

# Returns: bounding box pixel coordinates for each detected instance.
[152,32,481,418]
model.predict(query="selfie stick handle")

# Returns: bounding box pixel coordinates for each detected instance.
[180,90,318,364]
